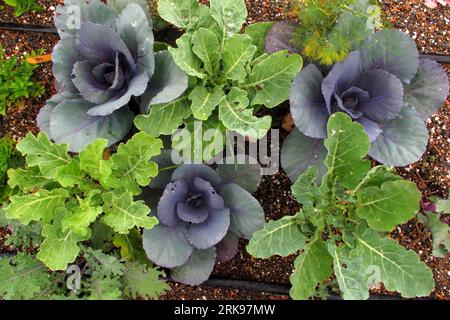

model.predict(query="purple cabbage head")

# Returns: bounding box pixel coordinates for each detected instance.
[282,30,449,182]
[37,0,187,152]
[142,153,264,285]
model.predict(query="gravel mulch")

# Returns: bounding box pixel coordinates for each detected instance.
[159,282,289,300]
[0,0,61,26]
[0,30,57,141]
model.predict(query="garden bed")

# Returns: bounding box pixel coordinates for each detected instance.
[0,0,449,301]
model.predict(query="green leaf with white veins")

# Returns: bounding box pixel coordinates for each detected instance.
[192,28,221,76]
[246,51,303,108]
[102,189,158,234]
[56,158,83,187]
[7,166,49,192]
[219,88,271,139]
[62,190,102,237]
[38,208,91,270]
[158,0,214,32]
[244,22,275,56]
[79,139,112,185]
[290,238,333,300]
[323,113,371,190]
[328,243,369,300]
[356,180,421,231]
[223,34,257,81]
[189,86,225,120]
[109,132,162,195]
[16,132,70,179]
[210,0,247,38]
[134,95,192,137]
[5,188,69,225]
[247,213,306,258]
[356,229,435,298]
[168,35,206,78]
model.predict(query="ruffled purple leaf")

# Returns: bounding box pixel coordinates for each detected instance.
[290,64,329,139]
[369,107,428,166]
[142,223,194,268]
[116,3,155,76]
[157,179,189,227]
[219,183,264,240]
[171,164,222,188]
[321,51,363,114]
[170,248,216,286]
[216,162,262,194]
[265,21,300,54]
[176,202,209,224]
[356,117,382,142]
[140,50,188,113]
[404,58,449,120]
[360,30,419,84]
[356,69,404,123]
[54,0,118,40]
[194,177,225,210]
[75,22,135,69]
[186,208,230,249]
[52,38,82,93]
[87,68,149,116]
[280,128,327,182]
[46,98,134,153]
[216,232,239,263]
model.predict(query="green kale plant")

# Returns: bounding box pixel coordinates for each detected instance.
[1,0,44,17]
[135,0,302,159]
[247,112,435,300]
[0,46,45,115]
[2,131,163,271]
[0,247,169,300]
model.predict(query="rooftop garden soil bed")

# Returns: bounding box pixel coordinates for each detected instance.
[0,0,448,301]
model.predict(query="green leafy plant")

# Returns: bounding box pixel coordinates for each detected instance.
[2,131,163,271]
[418,195,450,258]
[135,0,302,160]
[0,247,169,300]
[247,112,435,300]
[267,0,380,65]
[0,46,45,115]
[0,137,23,202]
[1,0,44,17]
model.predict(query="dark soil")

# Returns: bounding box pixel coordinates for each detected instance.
[159,282,288,300]
[380,0,450,55]
[0,0,449,301]
[0,0,61,26]
[0,30,58,141]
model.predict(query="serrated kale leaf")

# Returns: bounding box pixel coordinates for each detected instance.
[3,131,162,271]
[248,113,434,300]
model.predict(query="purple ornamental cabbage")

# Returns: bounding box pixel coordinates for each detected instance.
[37,0,187,152]
[142,152,264,285]
[282,30,449,181]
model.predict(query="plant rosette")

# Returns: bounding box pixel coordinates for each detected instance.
[135,0,303,160]
[3,131,163,271]
[248,113,435,300]
[38,0,188,152]
[142,152,264,285]
[281,29,449,182]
